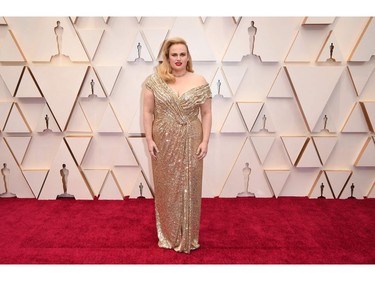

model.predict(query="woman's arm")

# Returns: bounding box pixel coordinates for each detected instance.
[143,86,159,159]
[196,98,212,160]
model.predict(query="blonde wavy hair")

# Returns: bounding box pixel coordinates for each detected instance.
[156,37,194,83]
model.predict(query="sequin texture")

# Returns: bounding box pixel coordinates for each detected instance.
[145,73,212,253]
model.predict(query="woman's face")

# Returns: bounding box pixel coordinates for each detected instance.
[168,43,189,72]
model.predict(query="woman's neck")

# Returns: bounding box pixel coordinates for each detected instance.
[173,70,187,77]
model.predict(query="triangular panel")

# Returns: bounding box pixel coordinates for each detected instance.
[64,136,92,165]
[281,136,307,166]
[308,171,335,199]
[20,17,89,62]
[128,105,143,135]
[127,32,153,62]
[312,112,339,133]
[22,170,48,198]
[30,65,88,130]
[83,169,108,197]
[97,104,123,133]
[220,103,247,133]
[113,138,138,167]
[210,68,232,98]
[211,98,233,133]
[168,17,216,61]
[65,102,92,133]
[312,136,338,165]
[251,106,276,133]
[367,181,375,198]
[203,134,246,197]
[237,102,263,132]
[16,100,44,132]
[95,66,122,96]
[104,62,154,133]
[35,106,60,133]
[39,141,92,200]
[339,172,370,199]
[264,170,290,198]
[235,56,280,102]
[296,138,322,168]
[20,133,62,171]
[325,170,352,199]
[15,67,43,98]
[79,67,107,98]
[355,137,375,167]
[361,102,375,132]
[0,30,25,62]
[77,28,104,60]
[3,136,31,165]
[224,17,301,62]
[0,139,34,198]
[341,102,369,133]
[129,172,153,199]
[0,66,23,96]
[349,18,375,62]
[0,102,12,130]
[317,32,344,63]
[112,166,142,197]
[286,27,330,62]
[126,137,153,187]
[79,97,108,131]
[98,171,124,200]
[250,136,276,164]
[286,65,345,131]
[267,67,294,98]
[81,135,138,169]
[220,138,273,198]
[3,103,31,133]
[221,64,247,95]
[347,63,375,96]
[142,28,169,60]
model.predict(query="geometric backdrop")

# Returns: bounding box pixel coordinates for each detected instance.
[0,16,374,199]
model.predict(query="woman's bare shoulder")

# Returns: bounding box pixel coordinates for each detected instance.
[190,73,208,86]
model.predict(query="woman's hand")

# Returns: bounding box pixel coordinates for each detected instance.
[196,141,208,160]
[147,140,159,159]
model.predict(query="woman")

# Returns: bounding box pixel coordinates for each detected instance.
[143,37,212,253]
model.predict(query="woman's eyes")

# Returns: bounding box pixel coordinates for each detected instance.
[171,53,186,57]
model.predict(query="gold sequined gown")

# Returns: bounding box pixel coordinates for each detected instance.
[145,73,212,253]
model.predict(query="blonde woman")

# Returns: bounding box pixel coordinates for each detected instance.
[143,37,212,253]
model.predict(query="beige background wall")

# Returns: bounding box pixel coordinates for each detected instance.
[0,16,374,200]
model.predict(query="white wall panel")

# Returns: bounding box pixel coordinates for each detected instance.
[0,16,374,200]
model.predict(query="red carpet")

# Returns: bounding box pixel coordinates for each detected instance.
[0,197,374,264]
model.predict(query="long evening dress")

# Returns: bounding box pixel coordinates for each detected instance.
[145,73,212,253]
